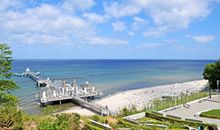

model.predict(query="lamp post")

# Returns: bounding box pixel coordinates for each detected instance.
[186,90,189,103]
[180,92,183,105]
[217,80,220,95]
[175,96,177,107]
[174,93,177,107]
[209,82,211,98]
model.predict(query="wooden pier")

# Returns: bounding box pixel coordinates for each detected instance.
[15,68,115,116]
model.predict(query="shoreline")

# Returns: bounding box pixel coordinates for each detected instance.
[96,78,204,102]
[59,79,208,116]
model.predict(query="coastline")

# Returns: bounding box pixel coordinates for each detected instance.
[59,79,208,116]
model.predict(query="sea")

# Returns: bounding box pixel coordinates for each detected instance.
[11,59,215,114]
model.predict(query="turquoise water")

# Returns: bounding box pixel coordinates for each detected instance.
[11,59,215,114]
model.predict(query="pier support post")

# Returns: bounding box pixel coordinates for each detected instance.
[40,103,45,107]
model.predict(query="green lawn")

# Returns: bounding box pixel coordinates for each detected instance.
[200,109,220,119]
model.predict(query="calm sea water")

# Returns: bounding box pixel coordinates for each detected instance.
[11,59,215,114]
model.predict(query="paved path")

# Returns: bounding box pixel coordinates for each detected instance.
[162,95,220,127]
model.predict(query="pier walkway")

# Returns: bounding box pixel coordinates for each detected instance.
[14,67,50,87]
[73,97,115,116]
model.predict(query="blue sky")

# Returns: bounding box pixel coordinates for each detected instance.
[0,0,220,59]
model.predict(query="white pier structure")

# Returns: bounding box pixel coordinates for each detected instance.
[39,80,114,115]
[14,67,51,87]
[39,80,102,104]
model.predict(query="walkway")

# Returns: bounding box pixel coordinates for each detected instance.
[161,95,220,128]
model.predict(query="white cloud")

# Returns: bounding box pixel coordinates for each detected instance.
[145,0,211,29]
[143,26,167,37]
[82,13,106,23]
[133,16,145,23]
[131,16,146,30]
[105,0,214,34]
[137,40,178,49]
[0,0,218,47]
[1,4,88,33]
[191,35,215,43]
[0,1,128,46]
[89,36,128,45]
[62,0,94,13]
[136,42,164,49]
[11,33,71,45]
[112,21,126,31]
[128,31,135,36]
[165,39,178,44]
[0,0,23,12]
[104,1,141,18]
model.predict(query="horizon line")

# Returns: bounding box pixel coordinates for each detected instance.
[13,58,218,61]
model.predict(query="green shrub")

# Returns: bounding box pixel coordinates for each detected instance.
[118,105,139,117]
[0,105,23,130]
[85,124,103,130]
[91,115,106,124]
[56,113,80,130]
[38,118,57,130]
[116,118,152,130]
[37,113,80,130]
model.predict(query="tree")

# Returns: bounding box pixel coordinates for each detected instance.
[203,60,220,89]
[0,43,18,105]
[0,43,22,129]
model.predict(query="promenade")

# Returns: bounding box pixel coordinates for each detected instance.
[161,95,220,128]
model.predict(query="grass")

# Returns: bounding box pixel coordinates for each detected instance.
[150,92,209,111]
[41,103,75,115]
[139,116,163,124]
[200,109,220,119]
[22,112,81,130]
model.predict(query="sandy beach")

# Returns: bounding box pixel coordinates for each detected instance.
[59,80,208,115]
